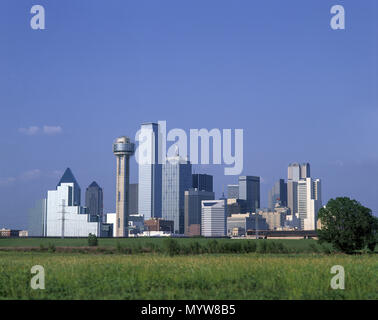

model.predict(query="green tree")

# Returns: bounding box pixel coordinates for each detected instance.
[88,233,98,247]
[318,197,378,253]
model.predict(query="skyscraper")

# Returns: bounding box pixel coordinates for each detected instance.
[129,183,138,215]
[192,174,213,192]
[57,168,81,206]
[268,179,287,209]
[238,176,260,212]
[162,155,192,234]
[297,178,322,230]
[113,136,135,237]
[138,123,163,219]
[184,188,215,236]
[85,181,103,222]
[287,163,310,216]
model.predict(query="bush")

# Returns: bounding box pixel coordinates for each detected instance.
[88,233,98,247]
[48,243,56,253]
[188,241,202,254]
[207,240,219,253]
[164,238,180,256]
[243,241,257,253]
[256,241,268,254]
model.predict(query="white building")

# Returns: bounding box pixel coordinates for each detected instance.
[46,182,99,237]
[106,213,117,237]
[201,200,227,237]
[297,178,322,230]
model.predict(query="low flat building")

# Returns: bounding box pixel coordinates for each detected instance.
[0,229,20,238]
[227,213,268,236]
[144,218,174,233]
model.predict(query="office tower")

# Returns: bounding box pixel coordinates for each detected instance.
[288,162,310,181]
[85,181,103,222]
[238,176,260,212]
[28,199,47,237]
[300,163,310,179]
[129,183,138,215]
[57,168,81,206]
[201,199,227,237]
[113,136,135,237]
[138,123,163,219]
[227,184,239,199]
[268,179,287,209]
[287,162,311,217]
[297,178,322,230]
[162,155,192,234]
[46,178,99,237]
[192,174,213,192]
[184,189,215,236]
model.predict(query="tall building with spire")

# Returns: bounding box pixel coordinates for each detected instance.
[46,168,99,237]
[113,136,135,237]
[138,122,163,219]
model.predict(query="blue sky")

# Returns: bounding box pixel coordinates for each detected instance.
[0,0,377,229]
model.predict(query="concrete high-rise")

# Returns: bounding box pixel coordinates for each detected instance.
[85,181,103,222]
[184,188,214,236]
[162,155,192,234]
[238,176,260,212]
[113,136,135,237]
[138,123,163,219]
[268,179,287,209]
[192,174,213,192]
[287,163,310,216]
[297,178,322,230]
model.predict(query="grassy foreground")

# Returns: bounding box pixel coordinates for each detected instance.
[0,251,376,300]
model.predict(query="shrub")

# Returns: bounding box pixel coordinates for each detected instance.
[88,233,98,247]
[256,241,268,254]
[48,243,56,253]
[243,241,257,253]
[164,238,180,256]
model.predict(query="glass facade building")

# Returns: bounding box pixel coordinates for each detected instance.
[192,174,213,192]
[238,176,260,212]
[85,181,103,222]
[268,179,287,209]
[138,123,163,219]
[162,156,192,234]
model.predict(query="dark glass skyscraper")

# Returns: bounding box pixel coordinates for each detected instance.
[268,179,287,209]
[85,181,103,222]
[192,174,213,192]
[238,176,260,212]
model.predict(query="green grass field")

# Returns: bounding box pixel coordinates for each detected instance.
[0,238,376,300]
[0,251,376,300]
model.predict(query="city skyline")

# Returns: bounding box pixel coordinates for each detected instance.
[1,0,378,229]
